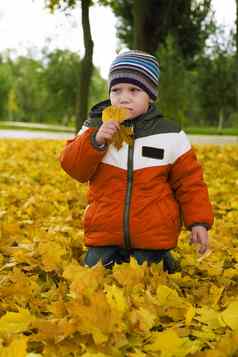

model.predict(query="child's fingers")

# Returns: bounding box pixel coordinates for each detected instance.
[198,236,209,254]
[103,121,120,130]
[198,242,208,254]
[190,231,208,254]
[189,231,198,244]
[102,127,118,138]
[103,132,116,140]
[97,123,120,143]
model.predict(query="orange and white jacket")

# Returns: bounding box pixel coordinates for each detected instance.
[60,100,214,250]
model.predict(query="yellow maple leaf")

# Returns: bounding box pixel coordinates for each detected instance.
[207,333,238,356]
[112,257,145,288]
[102,105,129,123]
[191,327,217,343]
[82,353,109,357]
[220,301,238,330]
[156,284,185,308]
[111,127,133,150]
[105,284,127,316]
[144,329,199,356]
[32,318,76,343]
[0,308,33,335]
[63,262,105,298]
[102,105,133,149]
[127,351,147,357]
[196,306,224,329]
[129,307,157,332]
[209,285,224,306]
[1,223,21,237]
[185,304,196,327]
[66,291,114,345]
[0,268,40,301]
[0,337,27,357]
[223,268,238,279]
[38,240,67,272]
[47,300,66,319]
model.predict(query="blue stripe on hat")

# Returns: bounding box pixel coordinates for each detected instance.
[111,60,159,82]
[111,56,160,79]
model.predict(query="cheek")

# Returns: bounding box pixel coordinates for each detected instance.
[109,94,117,105]
[136,97,149,108]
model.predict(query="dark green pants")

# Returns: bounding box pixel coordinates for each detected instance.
[84,246,177,273]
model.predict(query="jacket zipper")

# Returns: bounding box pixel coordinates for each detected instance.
[123,125,134,250]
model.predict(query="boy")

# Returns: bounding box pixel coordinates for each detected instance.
[60,50,214,272]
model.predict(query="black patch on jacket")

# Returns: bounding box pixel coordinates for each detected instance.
[142,146,164,159]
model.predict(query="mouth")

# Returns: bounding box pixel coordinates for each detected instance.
[123,107,133,112]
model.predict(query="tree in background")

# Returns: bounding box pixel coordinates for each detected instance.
[0,56,13,120]
[44,49,82,125]
[157,35,204,127]
[154,28,236,129]
[89,67,108,108]
[197,30,236,128]
[46,0,94,131]
[11,56,47,122]
[157,36,190,126]
[236,0,238,111]
[7,88,19,121]
[99,0,215,126]
[102,0,214,63]
[0,49,107,124]
[103,0,237,128]
[44,48,107,125]
[77,0,94,131]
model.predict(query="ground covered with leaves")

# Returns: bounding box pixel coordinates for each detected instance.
[0,140,238,357]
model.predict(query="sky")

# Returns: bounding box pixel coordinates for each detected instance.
[0,0,236,78]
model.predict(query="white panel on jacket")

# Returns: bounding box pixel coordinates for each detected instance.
[102,131,191,171]
[102,142,129,170]
[171,130,191,163]
[133,131,191,170]
[77,126,88,136]
[133,133,174,170]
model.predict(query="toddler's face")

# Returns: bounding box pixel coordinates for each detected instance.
[110,83,151,119]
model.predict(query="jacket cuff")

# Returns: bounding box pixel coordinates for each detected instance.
[188,223,210,231]
[90,131,108,151]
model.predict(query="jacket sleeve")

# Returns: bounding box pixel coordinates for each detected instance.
[168,131,214,230]
[59,126,107,183]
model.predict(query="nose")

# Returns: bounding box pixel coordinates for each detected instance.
[119,91,130,104]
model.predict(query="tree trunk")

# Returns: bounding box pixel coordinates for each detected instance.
[133,0,147,50]
[236,0,238,110]
[8,111,13,121]
[76,0,94,133]
[132,0,173,54]
[218,109,224,131]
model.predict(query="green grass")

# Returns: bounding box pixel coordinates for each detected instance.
[0,121,238,136]
[0,121,75,133]
[184,127,238,136]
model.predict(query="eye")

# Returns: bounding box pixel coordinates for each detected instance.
[111,87,120,93]
[131,87,141,92]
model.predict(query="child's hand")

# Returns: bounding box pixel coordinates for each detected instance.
[190,226,208,254]
[95,121,120,145]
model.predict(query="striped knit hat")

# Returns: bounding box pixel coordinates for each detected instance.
[108,50,160,101]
